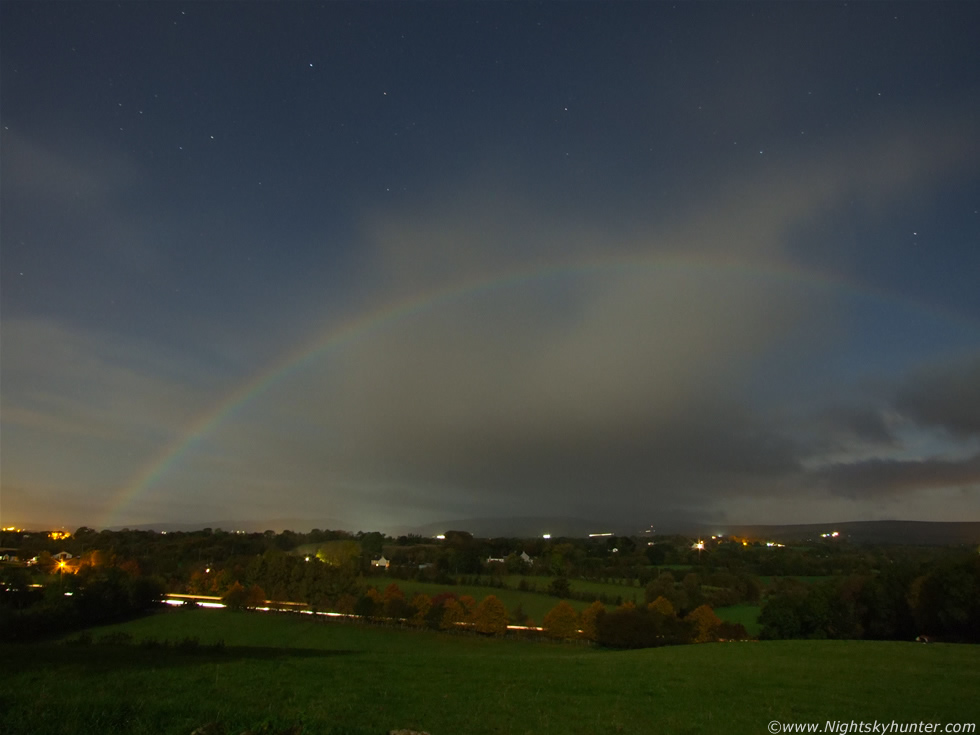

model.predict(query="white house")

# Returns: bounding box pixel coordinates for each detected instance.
[371,555,389,569]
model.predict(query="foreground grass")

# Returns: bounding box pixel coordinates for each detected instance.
[2,608,977,735]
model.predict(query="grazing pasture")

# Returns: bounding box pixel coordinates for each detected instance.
[1,608,976,735]
[714,603,763,637]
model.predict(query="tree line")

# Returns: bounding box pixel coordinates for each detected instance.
[758,553,980,643]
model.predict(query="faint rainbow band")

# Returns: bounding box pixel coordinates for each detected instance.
[100,252,977,527]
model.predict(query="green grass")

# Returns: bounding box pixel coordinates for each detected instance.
[715,603,763,636]
[501,575,646,603]
[758,575,834,586]
[2,608,977,735]
[367,578,597,621]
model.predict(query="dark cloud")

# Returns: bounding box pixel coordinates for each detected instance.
[893,354,980,438]
[816,452,980,500]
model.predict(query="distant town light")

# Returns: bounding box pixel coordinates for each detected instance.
[588,532,613,537]
[542,533,551,539]
[435,534,445,540]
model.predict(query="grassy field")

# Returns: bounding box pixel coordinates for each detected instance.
[2,608,977,735]
[758,575,834,586]
[364,575,645,620]
[500,575,646,603]
[714,603,763,636]
[367,579,596,621]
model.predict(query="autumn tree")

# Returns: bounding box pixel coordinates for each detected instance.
[245,584,266,609]
[440,598,468,630]
[409,593,432,627]
[685,604,722,643]
[222,581,248,611]
[647,596,675,617]
[473,594,509,635]
[335,593,357,615]
[580,600,605,641]
[383,583,413,619]
[543,600,580,640]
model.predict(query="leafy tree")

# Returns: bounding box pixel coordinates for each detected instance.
[357,531,387,557]
[473,595,509,635]
[409,593,431,627]
[316,540,361,570]
[647,596,675,617]
[644,544,667,565]
[580,600,605,641]
[439,598,467,630]
[684,604,722,643]
[383,584,414,619]
[644,573,674,605]
[912,558,980,641]
[335,593,357,615]
[858,567,916,640]
[504,553,527,575]
[221,582,248,611]
[548,576,571,598]
[354,588,383,619]
[543,600,580,639]
[245,584,266,609]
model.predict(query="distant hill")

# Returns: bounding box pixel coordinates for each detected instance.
[104,518,351,534]
[402,517,980,545]
[402,516,635,539]
[690,520,980,546]
[56,517,980,545]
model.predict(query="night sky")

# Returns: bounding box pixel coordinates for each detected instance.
[2,2,978,532]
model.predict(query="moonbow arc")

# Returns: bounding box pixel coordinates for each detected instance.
[100,254,973,527]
